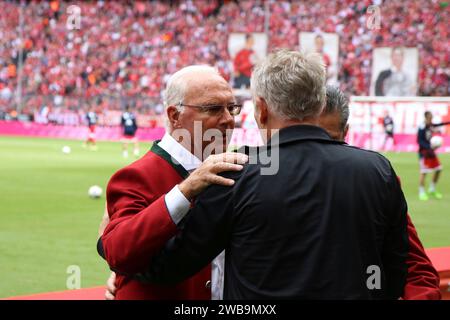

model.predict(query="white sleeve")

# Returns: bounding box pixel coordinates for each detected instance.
[164,185,191,225]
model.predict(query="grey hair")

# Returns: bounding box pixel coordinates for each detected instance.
[250,49,326,121]
[324,85,350,130]
[163,65,220,109]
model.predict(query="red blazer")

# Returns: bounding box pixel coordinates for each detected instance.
[404,215,441,299]
[102,144,211,300]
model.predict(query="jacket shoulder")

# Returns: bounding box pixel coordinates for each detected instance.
[107,150,179,191]
[341,144,393,168]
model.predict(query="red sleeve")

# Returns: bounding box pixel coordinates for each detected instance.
[402,214,441,300]
[102,166,178,274]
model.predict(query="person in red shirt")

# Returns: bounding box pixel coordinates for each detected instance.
[233,34,257,89]
[318,86,441,299]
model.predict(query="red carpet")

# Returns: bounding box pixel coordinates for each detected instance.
[4,247,450,300]
[5,286,105,300]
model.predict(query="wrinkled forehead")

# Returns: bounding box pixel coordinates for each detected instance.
[183,73,234,104]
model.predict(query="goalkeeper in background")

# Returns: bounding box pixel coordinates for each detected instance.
[417,111,450,201]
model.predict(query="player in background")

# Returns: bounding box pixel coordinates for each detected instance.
[417,111,450,201]
[382,111,396,151]
[84,106,98,151]
[121,105,139,158]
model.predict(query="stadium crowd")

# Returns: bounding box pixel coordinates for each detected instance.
[0,0,448,119]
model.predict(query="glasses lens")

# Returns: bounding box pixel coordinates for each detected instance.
[228,105,242,116]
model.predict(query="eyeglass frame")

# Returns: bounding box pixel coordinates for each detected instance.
[177,101,243,116]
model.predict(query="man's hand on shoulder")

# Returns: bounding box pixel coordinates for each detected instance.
[178,152,248,200]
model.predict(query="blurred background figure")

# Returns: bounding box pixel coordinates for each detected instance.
[375,47,415,96]
[84,105,98,150]
[417,111,450,201]
[314,34,333,82]
[382,111,396,151]
[233,34,257,89]
[121,105,139,158]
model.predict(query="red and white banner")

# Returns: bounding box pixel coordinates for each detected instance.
[348,97,450,152]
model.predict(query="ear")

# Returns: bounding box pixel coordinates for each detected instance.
[167,105,181,129]
[343,124,349,140]
[255,97,269,127]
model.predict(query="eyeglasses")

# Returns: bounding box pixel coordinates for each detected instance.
[178,101,242,116]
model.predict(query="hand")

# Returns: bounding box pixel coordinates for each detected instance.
[105,272,116,300]
[98,204,110,237]
[178,152,248,200]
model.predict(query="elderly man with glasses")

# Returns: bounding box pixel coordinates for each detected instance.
[98,65,248,300]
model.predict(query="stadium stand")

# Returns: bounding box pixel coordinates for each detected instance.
[0,0,448,119]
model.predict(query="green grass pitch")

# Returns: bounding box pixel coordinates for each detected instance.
[0,136,449,298]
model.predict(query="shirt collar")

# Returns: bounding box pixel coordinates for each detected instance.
[267,124,342,146]
[157,133,202,172]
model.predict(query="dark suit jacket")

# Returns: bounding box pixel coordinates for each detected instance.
[137,125,409,299]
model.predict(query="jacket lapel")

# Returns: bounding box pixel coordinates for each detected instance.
[150,141,190,179]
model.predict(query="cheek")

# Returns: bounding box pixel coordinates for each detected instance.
[203,118,221,132]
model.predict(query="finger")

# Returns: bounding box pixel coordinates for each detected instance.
[106,280,116,294]
[105,290,115,300]
[207,174,236,186]
[213,152,249,164]
[106,273,116,293]
[211,162,243,174]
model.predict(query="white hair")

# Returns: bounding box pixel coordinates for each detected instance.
[163,65,220,109]
[250,49,326,121]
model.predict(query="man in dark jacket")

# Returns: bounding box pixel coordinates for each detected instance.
[318,85,440,300]
[134,50,410,299]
